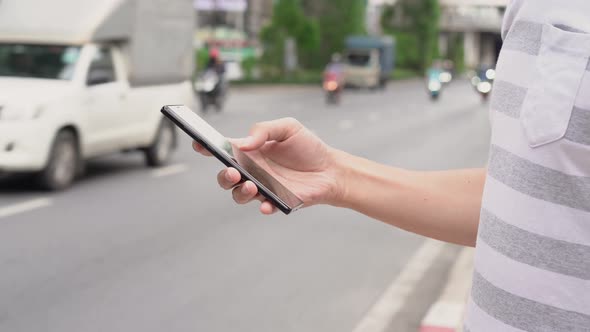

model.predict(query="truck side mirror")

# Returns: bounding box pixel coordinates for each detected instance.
[87,68,114,86]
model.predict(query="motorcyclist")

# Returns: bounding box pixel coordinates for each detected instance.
[205,47,226,96]
[206,47,225,76]
[323,53,345,86]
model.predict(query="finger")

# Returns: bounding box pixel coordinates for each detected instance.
[192,141,212,156]
[217,168,241,190]
[232,181,259,204]
[260,200,278,215]
[235,117,302,151]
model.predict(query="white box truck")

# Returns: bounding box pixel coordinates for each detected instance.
[0,0,195,190]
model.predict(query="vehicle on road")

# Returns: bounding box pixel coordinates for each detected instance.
[471,66,495,102]
[426,68,443,101]
[343,36,395,90]
[323,72,342,105]
[0,0,194,190]
[194,69,226,112]
[323,55,345,105]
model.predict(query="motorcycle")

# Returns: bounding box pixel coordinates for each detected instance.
[427,78,442,101]
[193,69,226,112]
[426,68,443,101]
[323,73,342,105]
[472,66,495,102]
[324,74,342,104]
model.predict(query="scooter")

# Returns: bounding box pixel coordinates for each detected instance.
[427,79,442,101]
[426,68,443,101]
[472,67,495,103]
[194,69,225,112]
[323,74,342,105]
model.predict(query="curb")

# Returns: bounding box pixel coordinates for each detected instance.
[419,248,474,332]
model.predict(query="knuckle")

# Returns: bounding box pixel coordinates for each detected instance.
[283,117,301,127]
[249,122,266,135]
[232,188,248,204]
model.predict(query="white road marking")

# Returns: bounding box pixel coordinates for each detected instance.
[151,164,189,178]
[352,239,447,332]
[338,119,354,131]
[420,248,474,332]
[0,198,52,220]
[369,112,380,122]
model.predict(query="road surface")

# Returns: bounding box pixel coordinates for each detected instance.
[0,79,490,332]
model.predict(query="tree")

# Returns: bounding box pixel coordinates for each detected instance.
[259,0,320,73]
[381,0,440,72]
[301,0,367,68]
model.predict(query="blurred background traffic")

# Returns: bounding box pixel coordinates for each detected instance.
[0,0,506,331]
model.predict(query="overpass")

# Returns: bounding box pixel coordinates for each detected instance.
[439,0,510,67]
[368,0,509,68]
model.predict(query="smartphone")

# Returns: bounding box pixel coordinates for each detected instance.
[161,105,304,215]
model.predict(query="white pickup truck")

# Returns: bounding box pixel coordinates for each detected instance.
[0,0,194,190]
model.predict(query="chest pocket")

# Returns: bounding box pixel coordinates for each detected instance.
[521,24,590,147]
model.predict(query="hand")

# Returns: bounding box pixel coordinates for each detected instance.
[192,118,342,214]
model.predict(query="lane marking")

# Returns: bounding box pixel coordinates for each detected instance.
[352,239,447,332]
[0,198,52,220]
[151,164,188,178]
[338,119,354,131]
[420,248,474,332]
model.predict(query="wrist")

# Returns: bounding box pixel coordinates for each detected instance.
[324,148,356,207]
[325,148,413,210]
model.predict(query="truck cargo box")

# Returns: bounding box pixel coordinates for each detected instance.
[346,36,395,76]
[0,0,194,86]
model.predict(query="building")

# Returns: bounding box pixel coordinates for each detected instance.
[245,0,273,39]
[194,0,272,40]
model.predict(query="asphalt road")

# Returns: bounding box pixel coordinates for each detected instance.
[0,79,491,332]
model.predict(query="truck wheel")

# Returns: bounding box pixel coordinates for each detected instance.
[38,130,79,191]
[145,120,176,167]
[200,94,209,113]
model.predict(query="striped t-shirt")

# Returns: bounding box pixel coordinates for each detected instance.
[465,1,590,331]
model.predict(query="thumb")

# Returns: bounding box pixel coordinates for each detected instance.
[234,118,301,152]
[231,135,264,151]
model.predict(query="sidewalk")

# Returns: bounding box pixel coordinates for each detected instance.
[419,248,474,332]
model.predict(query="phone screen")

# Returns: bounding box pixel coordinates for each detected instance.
[162,105,304,213]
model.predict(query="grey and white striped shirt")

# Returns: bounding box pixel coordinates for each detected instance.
[465,1,590,331]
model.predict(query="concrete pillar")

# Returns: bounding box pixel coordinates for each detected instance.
[464,31,480,68]
[480,35,496,66]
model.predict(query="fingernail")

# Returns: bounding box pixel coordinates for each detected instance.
[241,183,250,194]
[239,136,255,148]
[225,170,233,181]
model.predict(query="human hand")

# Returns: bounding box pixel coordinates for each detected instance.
[193,118,342,214]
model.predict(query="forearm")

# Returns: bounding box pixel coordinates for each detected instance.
[330,150,486,247]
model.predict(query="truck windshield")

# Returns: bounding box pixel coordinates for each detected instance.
[0,44,81,80]
[347,53,371,67]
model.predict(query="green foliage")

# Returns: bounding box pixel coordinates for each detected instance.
[259,0,321,74]
[448,32,465,73]
[195,48,210,72]
[241,56,258,79]
[381,0,440,72]
[301,0,367,68]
